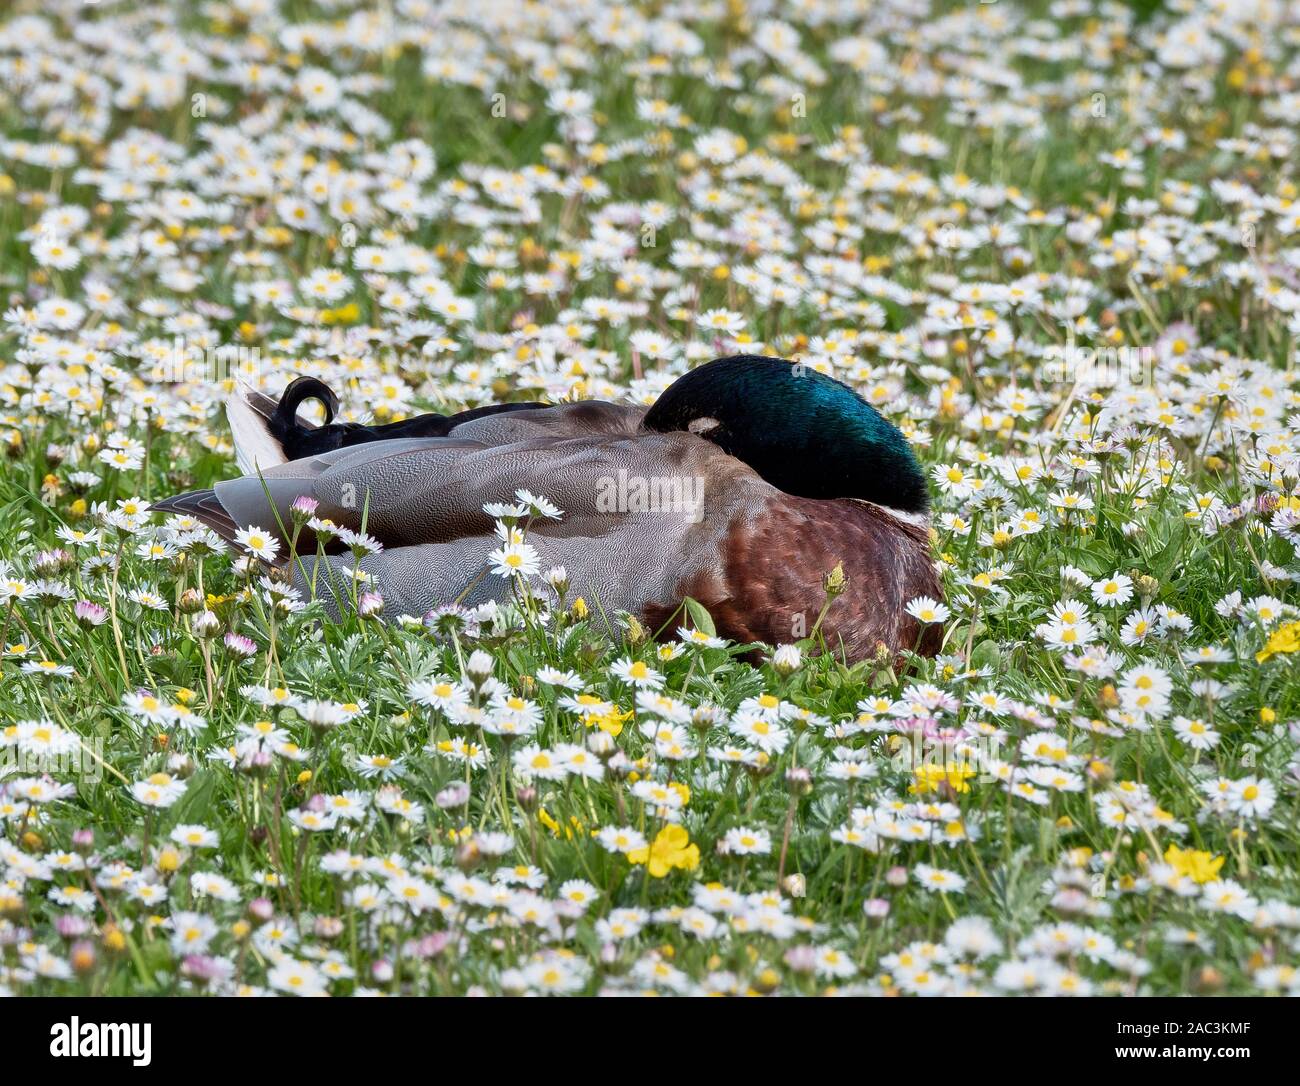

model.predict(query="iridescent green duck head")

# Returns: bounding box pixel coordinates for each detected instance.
[644,354,928,514]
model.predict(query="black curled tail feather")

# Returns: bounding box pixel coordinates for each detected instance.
[266,376,552,461]
[268,377,340,452]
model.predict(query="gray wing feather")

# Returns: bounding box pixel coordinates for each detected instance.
[208,403,651,546]
[192,398,773,621]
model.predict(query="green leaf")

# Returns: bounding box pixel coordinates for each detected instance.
[683,597,716,638]
[1059,545,1111,577]
[168,770,217,828]
[1146,528,1186,582]
[970,639,1002,672]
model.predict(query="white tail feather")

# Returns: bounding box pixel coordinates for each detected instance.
[227,387,287,475]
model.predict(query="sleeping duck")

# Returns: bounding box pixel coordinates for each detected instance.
[155,355,943,663]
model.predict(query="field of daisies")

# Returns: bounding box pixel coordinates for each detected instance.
[3,0,1300,999]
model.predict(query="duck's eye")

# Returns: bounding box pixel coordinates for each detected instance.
[687,416,721,435]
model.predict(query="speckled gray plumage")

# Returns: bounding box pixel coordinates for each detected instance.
[176,402,768,630]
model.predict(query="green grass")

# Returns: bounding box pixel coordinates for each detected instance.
[1,0,1299,996]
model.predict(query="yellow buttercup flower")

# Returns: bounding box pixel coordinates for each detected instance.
[1164,844,1224,885]
[536,807,561,836]
[627,825,700,878]
[320,302,360,325]
[590,708,631,736]
[1256,621,1300,663]
[910,762,975,795]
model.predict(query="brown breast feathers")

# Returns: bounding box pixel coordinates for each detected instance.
[644,495,943,664]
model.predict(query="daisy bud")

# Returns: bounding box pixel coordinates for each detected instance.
[71,828,94,853]
[771,643,802,676]
[515,785,538,810]
[372,958,394,984]
[314,916,344,940]
[782,873,806,898]
[224,631,257,657]
[181,955,222,986]
[1194,966,1224,993]
[290,495,319,524]
[248,898,274,924]
[783,945,817,973]
[587,729,616,757]
[785,766,813,797]
[194,610,222,638]
[45,443,66,466]
[177,587,204,614]
[885,865,908,888]
[405,932,451,960]
[34,548,72,575]
[70,940,97,977]
[600,943,619,965]
[691,704,723,733]
[545,566,568,594]
[358,591,384,618]
[436,781,470,809]
[466,649,494,681]
[74,600,108,628]
[864,898,891,921]
[56,915,90,939]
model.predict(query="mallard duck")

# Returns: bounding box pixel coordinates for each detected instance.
[156,355,943,662]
